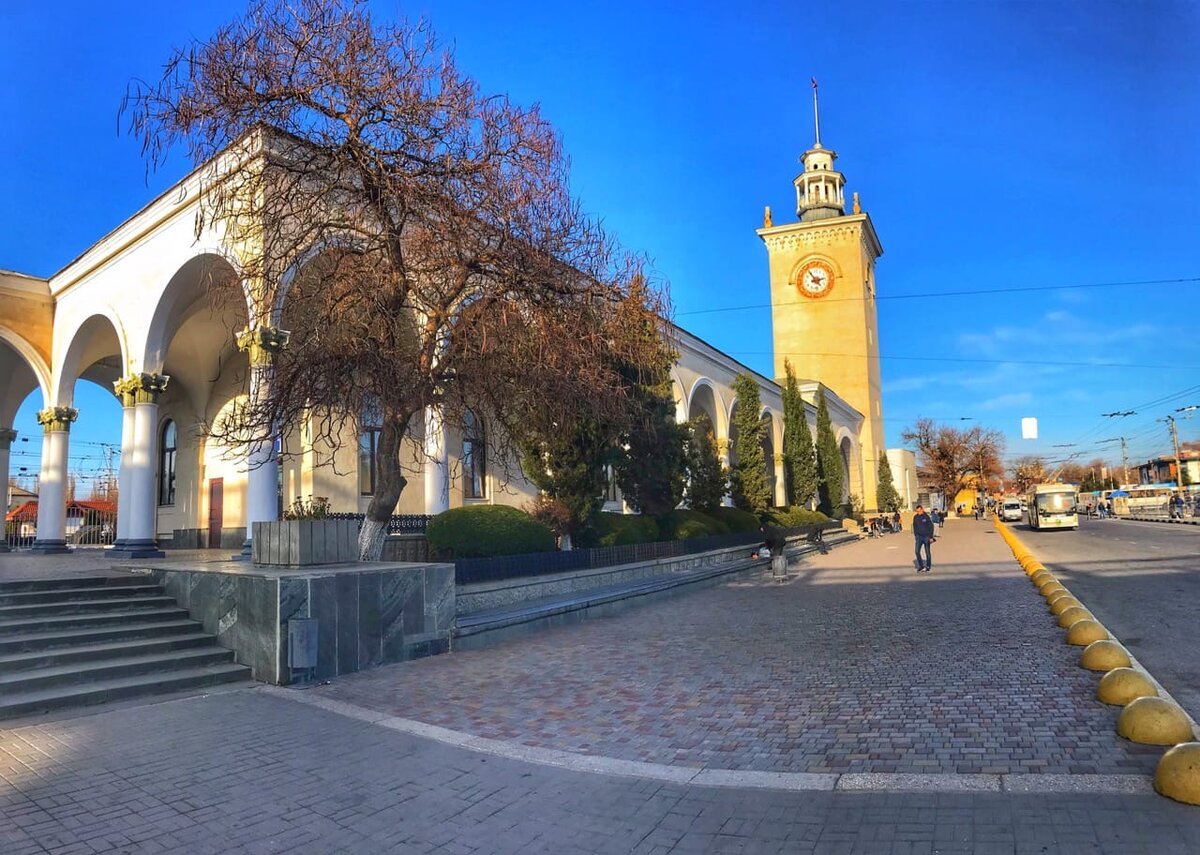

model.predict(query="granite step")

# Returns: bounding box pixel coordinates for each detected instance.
[0,595,178,619]
[0,584,164,607]
[0,618,202,655]
[0,576,124,594]
[0,663,251,720]
[0,632,216,673]
[0,646,237,695]
[0,606,189,636]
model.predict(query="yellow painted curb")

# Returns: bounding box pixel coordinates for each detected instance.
[1057,605,1093,628]
[1118,697,1194,745]
[1098,668,1158,706]
[1155,743,1200,805]
[1065,619,1108,646]
[1080,640,1131,671]
[1046,590,1074,609]
[1030,571,1054,587]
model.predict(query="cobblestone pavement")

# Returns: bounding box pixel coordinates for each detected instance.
[315,521,1163,776]
[3,690,1200,855]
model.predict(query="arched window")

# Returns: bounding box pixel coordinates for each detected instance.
[158,420,177,506]
[359,405,382,496]
[463,411,487,499]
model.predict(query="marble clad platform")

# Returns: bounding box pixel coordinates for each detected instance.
[117,557,454,685]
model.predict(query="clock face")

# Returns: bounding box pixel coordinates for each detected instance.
[797,260,834,298]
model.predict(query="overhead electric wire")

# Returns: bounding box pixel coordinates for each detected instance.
[729,350,1199,371]
[676,276,1200,316]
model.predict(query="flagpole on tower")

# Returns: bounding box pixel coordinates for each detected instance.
[811,77,821,146]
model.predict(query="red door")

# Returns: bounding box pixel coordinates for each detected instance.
[207,479,223,548]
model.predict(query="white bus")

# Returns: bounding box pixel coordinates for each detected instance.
[1027,484,1079,530]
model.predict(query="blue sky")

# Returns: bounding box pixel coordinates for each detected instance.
[2,0,1198,491]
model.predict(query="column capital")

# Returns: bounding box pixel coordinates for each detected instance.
[237,326,291,367]
[115,373,170,406]
[0,428,16,450]
[37,407,78,433]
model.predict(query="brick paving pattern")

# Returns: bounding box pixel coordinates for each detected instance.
[316,521,1163,776]
[3,690,1199,855]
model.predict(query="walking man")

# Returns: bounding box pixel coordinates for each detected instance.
[760,522,788,579]
[913,504,936,573]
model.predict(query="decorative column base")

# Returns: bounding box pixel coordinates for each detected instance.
[107,539,166,560]
[29,539,71,555]
[233,539,252,561]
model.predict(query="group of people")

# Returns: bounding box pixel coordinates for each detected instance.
[1084,501,1113,519]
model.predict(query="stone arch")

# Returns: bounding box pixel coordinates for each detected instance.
[669,368,688,424]
[0,324,52,417]
[687,378,727,440]
[270,233,371,327]
[52,312,129,407]
[141,252,247,374]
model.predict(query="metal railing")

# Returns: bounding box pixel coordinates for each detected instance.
[325,513,432,534]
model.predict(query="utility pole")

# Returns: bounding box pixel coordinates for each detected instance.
[1158,415,1183,489]
[1099,437,1130,486]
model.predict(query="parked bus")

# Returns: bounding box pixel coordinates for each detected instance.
[1026,484,1079,530]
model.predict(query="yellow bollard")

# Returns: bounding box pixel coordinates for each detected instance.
[1065,619,1108,646]
[1155,743,1200,805]
[1080,640,1131,671]
[1118,697,1194,745]
[1057,605,1093,628]
[1039,581,1067,599]
[1050,596,1082,616]
[1098,668,1158,706]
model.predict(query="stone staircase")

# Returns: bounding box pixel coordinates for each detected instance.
[0,576,250,720]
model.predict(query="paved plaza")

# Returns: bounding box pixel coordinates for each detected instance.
[315,520,1165,776]
[3,522,1200,853]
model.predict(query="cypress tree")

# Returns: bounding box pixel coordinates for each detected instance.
[815,385,843,515]
[684,417,727,512]
[730,373,771,515]
[876,455,902,513]
[781,360,819,508]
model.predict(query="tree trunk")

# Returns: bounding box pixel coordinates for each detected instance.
[358,414,409,562]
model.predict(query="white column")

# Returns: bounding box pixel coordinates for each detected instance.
[237,326,289,557]
[31,407,76,554]
[774,453,787,508]
[110,375,168,558]
[0,428,15,552]
[423,405,449,514]
[112,379,137,547]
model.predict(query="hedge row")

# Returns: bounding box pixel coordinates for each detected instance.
[426,504,831,559]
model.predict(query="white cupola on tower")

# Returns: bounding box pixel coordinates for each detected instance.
[794,79,847,222]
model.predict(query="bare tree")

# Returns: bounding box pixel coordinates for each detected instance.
[901,418,1005,506]
[1009,455,1048,493]
[125,0,670,559]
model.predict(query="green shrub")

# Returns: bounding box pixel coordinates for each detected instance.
[708,506,762,533]
[660,509,728,541]
[426,505,555,559]
[767,506,832,528]
[589,512,661,546]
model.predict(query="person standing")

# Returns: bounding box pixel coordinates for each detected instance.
[913,505,936,573]
[760,523,788,578]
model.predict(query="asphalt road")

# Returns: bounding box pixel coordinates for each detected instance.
[1018,517,1200,719]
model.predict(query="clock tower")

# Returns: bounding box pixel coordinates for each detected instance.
[757,81,886,511]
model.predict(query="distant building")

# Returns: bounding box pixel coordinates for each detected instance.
[1136,451,1200,488]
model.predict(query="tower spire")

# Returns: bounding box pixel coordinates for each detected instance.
[811,77,821,147]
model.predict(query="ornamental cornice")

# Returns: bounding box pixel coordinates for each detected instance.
[37,407,79,433]
[237,325,291,367]
[763,225,860,253]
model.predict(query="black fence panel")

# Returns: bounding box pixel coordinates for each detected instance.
[453,521,841,586]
